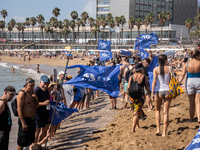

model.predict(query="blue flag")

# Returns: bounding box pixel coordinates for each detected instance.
[100,51,113,61]
[120,50,131,56]
[147,56,159,91]
[64,65,121,98]
[98,39,111,51]
[185,129,200,150]
[138,48,149,60]
[135,33,159,60]
[48,101,78,125]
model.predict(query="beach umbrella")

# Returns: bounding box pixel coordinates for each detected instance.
[66,54,73,57]
[163,50,176,56]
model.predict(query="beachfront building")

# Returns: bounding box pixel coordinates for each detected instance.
[96,0,197,29]
[0,24,190,50]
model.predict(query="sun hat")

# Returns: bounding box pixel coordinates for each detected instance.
[48,82,56,88]
[129,58,135,65]
[135,63,144,72]
[58,71,65,76]
[40,75,50,83]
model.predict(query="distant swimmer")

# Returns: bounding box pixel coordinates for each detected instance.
[28,55,31,63]
[36,64,40,74]
[11,66,15,73]
[23,55,26,63]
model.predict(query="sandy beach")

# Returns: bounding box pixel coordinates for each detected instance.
[1,55,198,150]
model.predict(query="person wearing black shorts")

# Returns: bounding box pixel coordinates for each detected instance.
[17,78,39,150]
[0,86,16,150]
[34,75,50,143]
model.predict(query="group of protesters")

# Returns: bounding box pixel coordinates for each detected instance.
[2,43,200,149]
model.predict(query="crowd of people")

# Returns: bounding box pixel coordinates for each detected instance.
[1,44,200,150]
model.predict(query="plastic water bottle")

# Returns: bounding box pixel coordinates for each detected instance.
[46,104,50,110]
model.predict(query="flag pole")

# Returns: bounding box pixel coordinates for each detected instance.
[45,52,71,148]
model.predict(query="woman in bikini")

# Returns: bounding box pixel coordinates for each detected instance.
[151,54,172,137]
[179,50,200,123]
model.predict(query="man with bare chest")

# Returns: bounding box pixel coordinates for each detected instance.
[17,78,39,150]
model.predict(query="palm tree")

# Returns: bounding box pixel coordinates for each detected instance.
[0,9,7,23]
[81,17,87,43]
[44,22,53,43]
[38,21,45,40]
[106,13,113,21]
[16,22,22,42]
[158,12,166,41]
[62,27,71,43]
[24,18,30,41]
[91,23,100,43]
[1,9,7,32]
[7,22,12,40]
[52,7,60,18]
[50,17,58,41]
[30,17,36,41]
[135,18,143,50]
[70,11,78,20]
[36,14,45,40]
[166,11,171,42]
[148,12,155,33]
[194,14,200,25]
[143,16,149,34]
[21,23,26,42]
[96,17,101,41]
[120,15,126,42]
[58,21,63,39]
[185,18,194,42]
[70,20,76,44]
[0,21,5,31]
[115,16,121,44]
[100,17,108,40]
[76,18,81,43]
[63,19,70,43]
[129,17,135,44]
[108,18,115,41]
[81,11,89,43]
[10,19,16,41]
[88,17,94,42]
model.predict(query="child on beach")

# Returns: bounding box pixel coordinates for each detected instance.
[37,64,40,74]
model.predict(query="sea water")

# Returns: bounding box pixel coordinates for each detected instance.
[0,62,78,150]
[0,62,42,150]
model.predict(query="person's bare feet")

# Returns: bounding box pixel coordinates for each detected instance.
[132,129,135,132]
[136,125,140,129]
[155,131,160,135]
[162,134,166,137]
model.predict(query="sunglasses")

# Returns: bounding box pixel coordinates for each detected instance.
[25,79,35,84]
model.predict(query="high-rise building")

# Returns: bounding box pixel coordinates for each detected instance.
[96,0,197,29]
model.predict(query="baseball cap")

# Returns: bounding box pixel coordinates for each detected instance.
[135,63,144,72]
[129,58,135,65]
[4,86,17,95]
[40,75,50,83]
[58,71,65,76]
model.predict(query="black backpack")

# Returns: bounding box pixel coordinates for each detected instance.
[125,66,134,82]
[129,75,144,99]
[11,90,26,117]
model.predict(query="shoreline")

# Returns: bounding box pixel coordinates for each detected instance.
[0,55,92,67]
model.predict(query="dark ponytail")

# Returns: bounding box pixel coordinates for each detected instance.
[158,54,167,78]
[190,50,200,59]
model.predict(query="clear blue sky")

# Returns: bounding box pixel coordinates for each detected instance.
[0,0,96,23]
